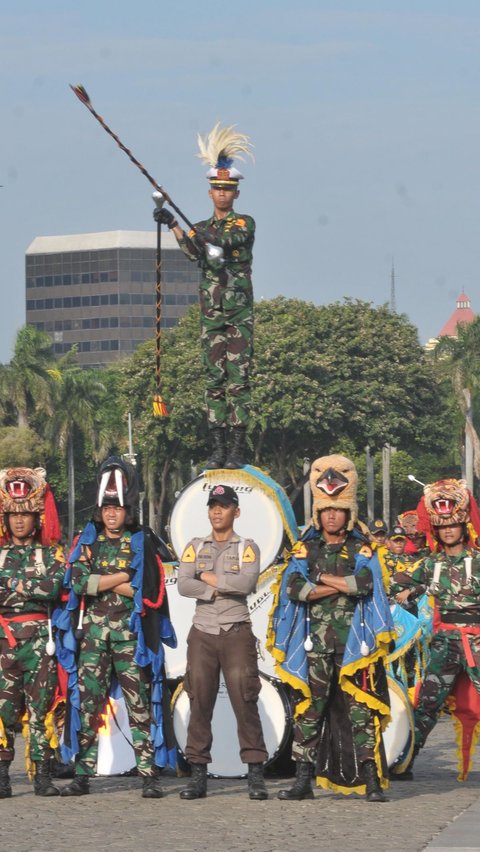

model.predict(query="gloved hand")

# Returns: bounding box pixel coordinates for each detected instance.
[153,208,178,229]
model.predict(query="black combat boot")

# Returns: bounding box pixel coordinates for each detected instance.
[204,428,227,470]
[224,427,247,469]
[33,760,60,797]
[0,760,12,799]
[60,774,90,796]
[277,761,314,801]
[247,763,268,800]
[179,763,207,800]
[362,760,388,802]
[142,766,164,799]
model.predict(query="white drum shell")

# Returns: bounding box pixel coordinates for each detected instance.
[172,673,291,777]
[382,676,415,769]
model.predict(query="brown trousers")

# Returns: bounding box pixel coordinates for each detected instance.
[183,623,267,765]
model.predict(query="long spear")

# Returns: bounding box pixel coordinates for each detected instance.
[70,84,182,417]
[69,84,194,231]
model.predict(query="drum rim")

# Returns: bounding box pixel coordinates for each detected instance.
[166,472,287,569]
[385,674,415,773]
[171,673,292,779]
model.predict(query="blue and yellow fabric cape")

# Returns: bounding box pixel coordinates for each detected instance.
[267,526,395,795]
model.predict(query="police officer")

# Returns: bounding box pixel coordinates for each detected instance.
[177,484,268,800]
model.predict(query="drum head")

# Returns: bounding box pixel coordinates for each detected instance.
[172,673,291,778]
[96,696,136,776]
[383,675,414,770]
[168,472,287,573]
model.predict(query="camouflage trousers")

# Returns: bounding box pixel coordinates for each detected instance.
[200,280,253,429]
[292,650,376,765]
[0,624,57,763]
[75,616,154,777]
[415,630,480,748]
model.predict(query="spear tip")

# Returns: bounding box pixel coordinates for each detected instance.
[70,84,91,106]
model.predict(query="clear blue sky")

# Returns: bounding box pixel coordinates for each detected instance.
[1,1,479,362]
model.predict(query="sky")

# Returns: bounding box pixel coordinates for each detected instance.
[1,0,479,363]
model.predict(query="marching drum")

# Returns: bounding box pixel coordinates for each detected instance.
[167,469,296,574]
[172,673,291,778]
[96,695,136,776]
[382,675,415,771]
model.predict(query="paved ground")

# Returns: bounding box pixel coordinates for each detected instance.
[2,716,479,852]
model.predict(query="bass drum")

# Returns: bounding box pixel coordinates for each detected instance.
[167,469,297,575]
[382,675,415,771]
[172,673,291,778]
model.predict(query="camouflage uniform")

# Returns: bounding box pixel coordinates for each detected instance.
[287,534,378,764]
[178,210,254,428]
[70,532,155,776]
[392,549,480,747]
[0,543,64,762]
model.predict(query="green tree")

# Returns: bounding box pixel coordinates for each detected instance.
[0,326,59,427]
[0,426,47,469]
[250,298,452,488]
[434,316,480,482]
[120,306,208,534]
[45,350,108,545]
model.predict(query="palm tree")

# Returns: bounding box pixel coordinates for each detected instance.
[46,350,107,545]
[434,317,480,483]
[0,326,59,427]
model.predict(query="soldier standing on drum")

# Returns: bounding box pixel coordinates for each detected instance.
[157,124,255,471]
[177,484,268,800]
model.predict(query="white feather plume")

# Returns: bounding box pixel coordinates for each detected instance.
[196,122,254,167]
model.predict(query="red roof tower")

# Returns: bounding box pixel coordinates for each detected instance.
[437,292,476,338]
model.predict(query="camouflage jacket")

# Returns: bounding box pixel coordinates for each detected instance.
[0,542,64,622]
[287,534,374,652]
[178,210,255,290]
[391,548,480,621]
[71,532,135,620]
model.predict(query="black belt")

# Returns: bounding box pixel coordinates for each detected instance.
[440,612,480,625]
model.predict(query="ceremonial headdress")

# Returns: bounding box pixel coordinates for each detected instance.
[197,122,254,188]
[94,456,139,525]
[309,454,358,530]
[397,510,420,538]
[0,466,61,545]
[416,478,480,550]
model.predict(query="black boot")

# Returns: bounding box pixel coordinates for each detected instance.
[248,763,268,800]
[204,428,227,470]
[0,760,12,799]
[179,763,207,800]
[142,767,164,799]
[277,761,314,801]
[60,774,90,797]
[33,760,60,797]
[362,760,388,802]
[224,428,247,469]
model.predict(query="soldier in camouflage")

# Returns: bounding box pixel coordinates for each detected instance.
[0,467,64,798]
[158,123,255,470]
[391,478,480,780]
[277,455,392,803]
[60,457,174,799]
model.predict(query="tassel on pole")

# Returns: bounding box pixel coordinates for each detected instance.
[153,393,168,417]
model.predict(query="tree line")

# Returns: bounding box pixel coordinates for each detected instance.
[0,297,477,548]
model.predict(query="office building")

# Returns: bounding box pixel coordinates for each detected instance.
[26,230,200,367]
